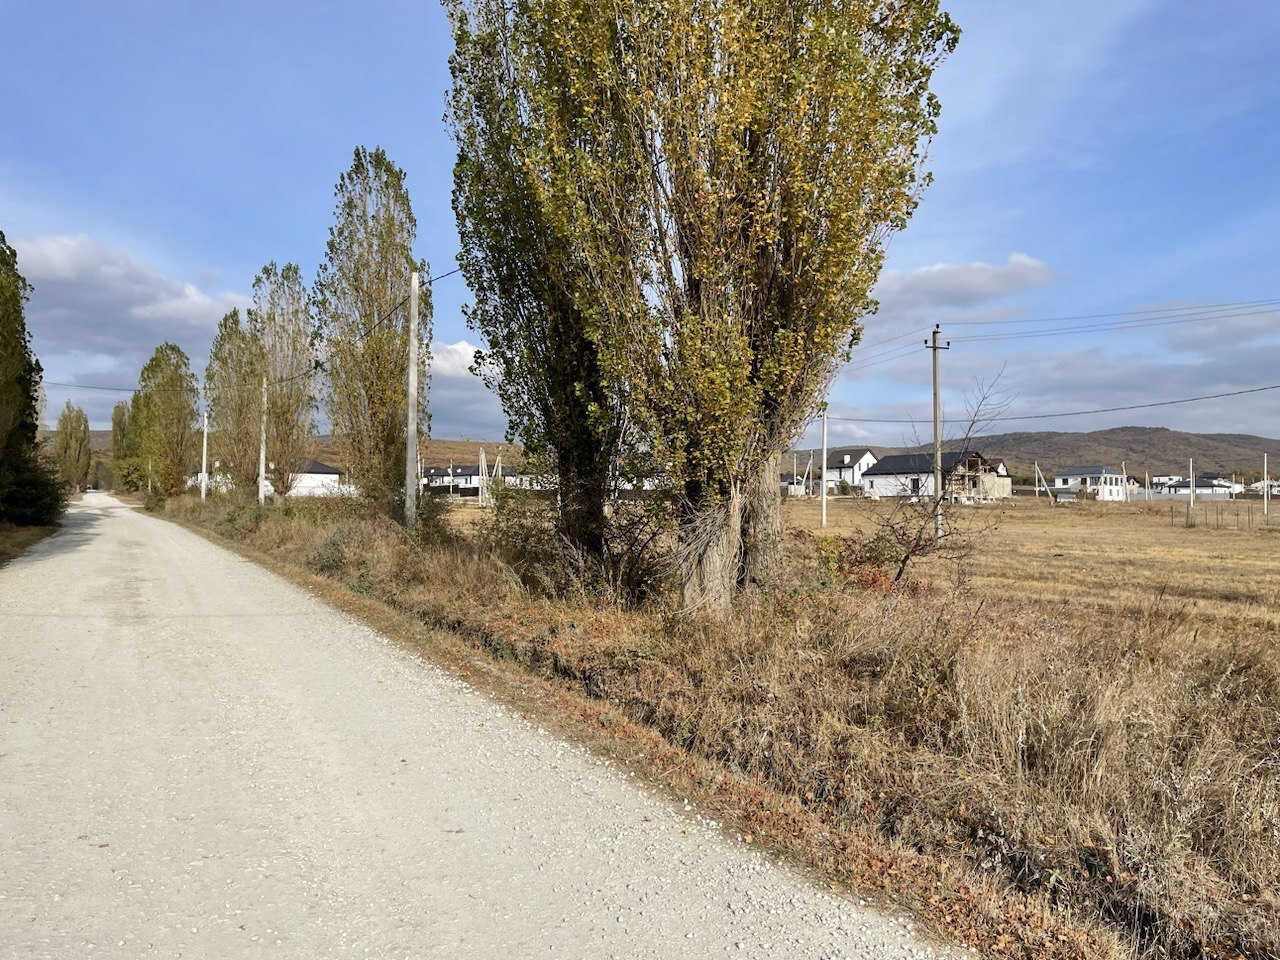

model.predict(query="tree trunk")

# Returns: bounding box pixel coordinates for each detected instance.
[678,485,742,618]
[557,445,609,560]
[740,453,782,588]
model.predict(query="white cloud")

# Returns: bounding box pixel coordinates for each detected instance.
[429,339,480,379]
[426,339,507,440]
[873,252,1056,322]
[16,233,249,426]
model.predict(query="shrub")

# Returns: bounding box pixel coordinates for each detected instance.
[0,448,65,525]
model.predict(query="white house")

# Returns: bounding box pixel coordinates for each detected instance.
[420,464,521,496]
[862,451,1011,500]
[287,459,356,497]
[1161,476,1239,499]
[823,447,877,492]
[1053,465,1126,502]
[1152,474,1182,487]
[188,458,355,497]
[1199,472,1245,495]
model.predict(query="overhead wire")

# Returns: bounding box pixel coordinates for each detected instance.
[826,383,1280,424]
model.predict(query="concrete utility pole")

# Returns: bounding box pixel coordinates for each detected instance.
[820,406,828,528]
[1121,460,1128,502]
[258,376,267,506]
[200,409,209,502]
[1265,453,1270,517]
[1188,457,1194,515]
[405,271,420,529]
[926,325,950,542]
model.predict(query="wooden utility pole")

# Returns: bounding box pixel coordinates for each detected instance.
[258,376,267,505]
[926,325,949,542]
[820,406,828,527]
[405,271,420,529]
[200,409,208,502]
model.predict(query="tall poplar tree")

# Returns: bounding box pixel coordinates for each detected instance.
[313,147,432,503]
[250,262,316,496]
[448,0,627,559]
[534,0,958,613]
[53,401,91,491]
[135,342,199,496]
[204,308,262,494]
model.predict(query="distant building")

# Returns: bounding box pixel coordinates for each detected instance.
[822,447,877,492]
[288,459,356,497]
[187,458,354,497]
[862,451,1011,500]
[779,472,808,497]
[1053,465,1126,502]
[1162,476,1240,499]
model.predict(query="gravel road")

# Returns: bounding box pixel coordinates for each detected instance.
[1,493,962,959]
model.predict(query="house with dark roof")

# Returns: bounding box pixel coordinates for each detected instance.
[1161,475,1241,499]
[822,447,877,492]
[862,451,1010,500]
[286,459,355,497]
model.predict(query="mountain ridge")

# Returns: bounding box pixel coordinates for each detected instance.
[797,426,1280,480]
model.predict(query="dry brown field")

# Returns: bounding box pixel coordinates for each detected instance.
[786,495,1280,639]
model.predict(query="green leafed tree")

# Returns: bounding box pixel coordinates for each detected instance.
[53,401,91,491]
[313,147,432,503]
[110,399,147,492]
[250,262,316,497]
[204,308,263,494]
[448,0,629,561]
[532,0,958,613]
[0,230,63,524]
[135,342,199,496]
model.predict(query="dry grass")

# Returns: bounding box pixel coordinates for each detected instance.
[164,493,1280,960]
[0,522,55,567]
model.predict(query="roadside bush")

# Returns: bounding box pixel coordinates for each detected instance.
[0,448,65,525]
[413,492,455,548]
[214,502,267,538]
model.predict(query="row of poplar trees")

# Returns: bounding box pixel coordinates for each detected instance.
[446,0,959,614]
[0,231,63,524]
[112,148,431,503]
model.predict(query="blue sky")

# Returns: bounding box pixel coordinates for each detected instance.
[4,1,1279,453]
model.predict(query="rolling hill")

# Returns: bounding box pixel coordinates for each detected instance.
[800,426,1280,481]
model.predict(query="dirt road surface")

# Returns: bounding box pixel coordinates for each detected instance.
[1,494,959,959]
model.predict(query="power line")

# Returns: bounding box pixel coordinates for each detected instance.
[950,304,1280,344]
[827,383,1280,424]
[944,296,1280,327]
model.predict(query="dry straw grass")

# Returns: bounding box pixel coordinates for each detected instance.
[165,493,1280,960]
